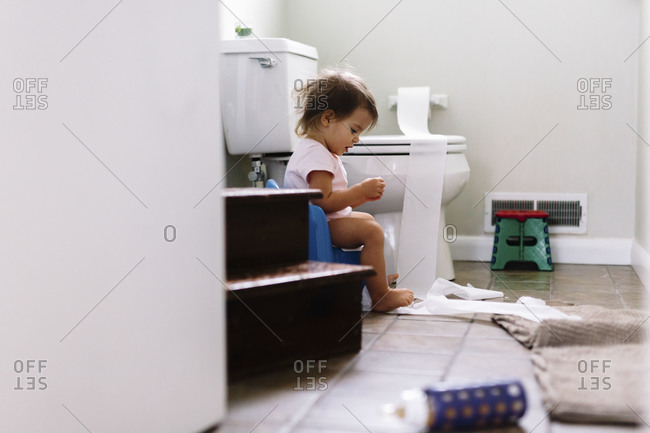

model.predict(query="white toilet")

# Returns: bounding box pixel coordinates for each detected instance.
[341,135,470,280]
[219,37,470,281]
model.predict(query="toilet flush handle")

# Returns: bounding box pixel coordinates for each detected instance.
[249,57,277,68]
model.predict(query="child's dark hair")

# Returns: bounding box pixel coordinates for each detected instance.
[294,68,378,137]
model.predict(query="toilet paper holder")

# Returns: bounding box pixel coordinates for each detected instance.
[388,93,448,110]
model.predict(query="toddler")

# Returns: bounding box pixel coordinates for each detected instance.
[284,69,414,312]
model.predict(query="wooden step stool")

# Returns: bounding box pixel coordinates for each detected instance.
[491,210,553,271]
[224,188,375,380]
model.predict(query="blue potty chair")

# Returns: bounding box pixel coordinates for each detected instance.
[265,179,361,265]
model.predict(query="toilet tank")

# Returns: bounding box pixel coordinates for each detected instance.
[220,38,318,155]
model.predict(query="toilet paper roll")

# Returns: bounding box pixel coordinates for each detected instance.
[397,87,431,136]
[395,87,447,298]
[397,137,447,298]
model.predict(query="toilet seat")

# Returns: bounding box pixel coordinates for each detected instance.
[347,134,467,155]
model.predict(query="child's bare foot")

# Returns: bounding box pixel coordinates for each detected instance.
[387,273,399,287]
[372,288,414,312]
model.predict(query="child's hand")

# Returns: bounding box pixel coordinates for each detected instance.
[359,177,385,199]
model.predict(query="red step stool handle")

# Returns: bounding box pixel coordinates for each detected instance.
[495,210,549,222]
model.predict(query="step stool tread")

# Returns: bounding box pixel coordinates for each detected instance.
[227,260,375,294]
[223,187,322,202]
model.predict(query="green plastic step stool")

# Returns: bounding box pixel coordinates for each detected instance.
[491,210,553,271]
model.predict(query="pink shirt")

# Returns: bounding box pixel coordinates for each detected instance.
[284,138,352,221]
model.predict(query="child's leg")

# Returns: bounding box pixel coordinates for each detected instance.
[344,213,398,284]
[328,212,414,311]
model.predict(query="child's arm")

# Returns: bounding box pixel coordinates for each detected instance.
[350,193,382,209]
[309,171,384,213]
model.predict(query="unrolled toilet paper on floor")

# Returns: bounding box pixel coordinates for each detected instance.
[362,278,580,323]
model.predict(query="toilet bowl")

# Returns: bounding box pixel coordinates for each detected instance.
[265,134,470,280]
[340,134,470,280]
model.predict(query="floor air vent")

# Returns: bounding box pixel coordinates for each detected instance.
[485,193,587,234]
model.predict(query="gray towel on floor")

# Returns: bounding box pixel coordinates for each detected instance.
[493,305,649,348]
[532,344,648,424]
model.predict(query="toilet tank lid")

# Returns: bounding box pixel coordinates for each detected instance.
[221,38,318,60]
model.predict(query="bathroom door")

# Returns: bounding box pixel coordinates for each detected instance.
[0,1,226,432]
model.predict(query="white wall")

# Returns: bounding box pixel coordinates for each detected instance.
[286,0,639,247]
[634,0,650,288]
[219,0,287,40]
[1,2,225,432]
[222,1,645,266]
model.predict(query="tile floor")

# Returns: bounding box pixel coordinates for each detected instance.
[218,262,649,433]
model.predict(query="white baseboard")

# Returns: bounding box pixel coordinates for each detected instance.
[631,241,650,290]
[450,235,634,266]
